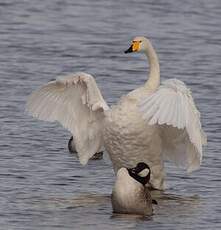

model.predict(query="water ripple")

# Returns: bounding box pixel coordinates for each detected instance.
[0,0,220,229]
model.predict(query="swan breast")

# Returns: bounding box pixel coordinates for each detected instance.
[103,93,162,173]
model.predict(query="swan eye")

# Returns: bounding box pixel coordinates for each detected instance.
[138,168,149,177]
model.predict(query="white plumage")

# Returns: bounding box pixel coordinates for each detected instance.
[140,79,207,172]
[26,37,206,190]
[26,73,108,165]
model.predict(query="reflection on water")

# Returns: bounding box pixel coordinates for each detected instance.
[1,0,221,229]
[153,192,201,217]
[25,192,202,229]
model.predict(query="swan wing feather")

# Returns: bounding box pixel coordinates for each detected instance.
[26,72,109,165]
[140,79,207,172]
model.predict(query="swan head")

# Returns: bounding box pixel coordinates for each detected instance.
[125,36,150,53]
[127,162,151,186]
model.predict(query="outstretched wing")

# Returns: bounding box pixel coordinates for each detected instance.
[139,79,207,173]
[26,72,109,165]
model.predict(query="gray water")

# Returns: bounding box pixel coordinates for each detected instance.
[1,0,221,229]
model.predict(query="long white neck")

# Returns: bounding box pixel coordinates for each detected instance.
[144,41,160,90]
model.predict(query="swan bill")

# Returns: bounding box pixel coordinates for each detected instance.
[125,40,141,53]
[124,45,133,53]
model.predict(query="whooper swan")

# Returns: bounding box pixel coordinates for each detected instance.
[26,36,207,190]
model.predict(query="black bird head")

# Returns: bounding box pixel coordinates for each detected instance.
[127,162,151,186]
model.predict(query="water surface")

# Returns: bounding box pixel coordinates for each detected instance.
[0,0,221,229]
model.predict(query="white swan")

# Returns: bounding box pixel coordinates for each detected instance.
[26,36,206,190]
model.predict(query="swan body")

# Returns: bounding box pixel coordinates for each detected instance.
[26,36,206,190]
[104,87,164,189]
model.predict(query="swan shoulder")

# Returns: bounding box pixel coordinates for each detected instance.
[139,78,207,172]
[26,72,109,165]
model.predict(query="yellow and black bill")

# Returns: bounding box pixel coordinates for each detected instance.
[124,45,133,53]
[124,41,140,53]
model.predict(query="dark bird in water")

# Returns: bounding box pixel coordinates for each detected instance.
[68,136,103,160]
[111,162,157,216]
